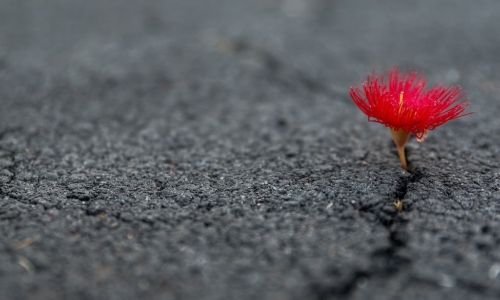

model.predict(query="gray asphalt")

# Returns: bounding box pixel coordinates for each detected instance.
[1,0,500,299]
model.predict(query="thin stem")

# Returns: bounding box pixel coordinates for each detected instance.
[397,145,408,171]
[390,129,411,171]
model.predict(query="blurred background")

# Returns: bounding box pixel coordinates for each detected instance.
[1,0,497,140]
[1,0,499,86]
[1,1,500,299]
[1,0,498,133]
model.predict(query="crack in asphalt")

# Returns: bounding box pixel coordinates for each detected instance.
[395,169,424,201]
[314,170,425,298]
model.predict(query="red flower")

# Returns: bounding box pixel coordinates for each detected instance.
[349,67,472,140]
[349,67,473,170]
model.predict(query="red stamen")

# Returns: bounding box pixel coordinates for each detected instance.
[349,67,472,138]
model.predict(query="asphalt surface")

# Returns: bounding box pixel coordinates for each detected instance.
[1,0,500,299]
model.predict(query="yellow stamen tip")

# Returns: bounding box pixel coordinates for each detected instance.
[398,92,404,114]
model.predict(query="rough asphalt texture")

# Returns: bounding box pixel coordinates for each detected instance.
[1,0,500,299]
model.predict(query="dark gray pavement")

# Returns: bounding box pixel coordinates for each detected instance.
[1,0,500,299]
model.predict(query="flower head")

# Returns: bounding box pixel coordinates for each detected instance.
[349,66,473,170]
[349,67,472,140]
